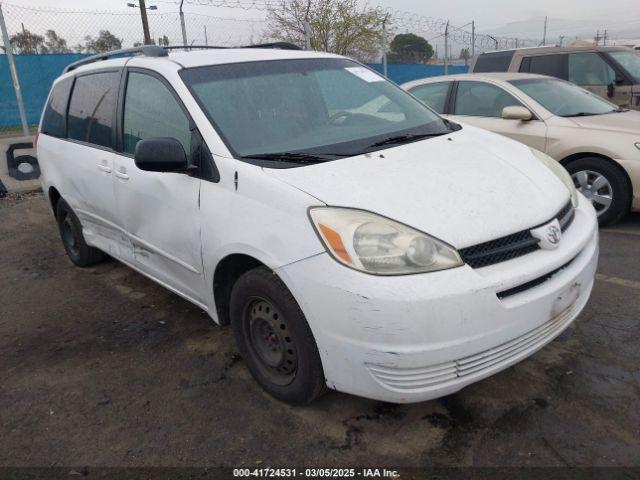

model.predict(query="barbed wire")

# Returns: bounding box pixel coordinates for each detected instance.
[148,0,541,49]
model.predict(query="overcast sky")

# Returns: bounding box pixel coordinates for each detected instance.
[5,0,640,50]
[11,0,640,27]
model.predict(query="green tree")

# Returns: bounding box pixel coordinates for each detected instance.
[44,30,71,53]
[267,0,388,62]
[83,30,123,53]
[459,47,470,66]
[9,29,46,54]
[387,33,433,64]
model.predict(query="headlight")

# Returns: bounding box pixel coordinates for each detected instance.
[530,148,578,207]
[309,207,463,275]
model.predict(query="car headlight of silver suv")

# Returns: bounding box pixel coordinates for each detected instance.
[530,148,579,208]
[309,207,463,275]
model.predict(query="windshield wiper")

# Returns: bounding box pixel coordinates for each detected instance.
[367,132,447,148]
[240,152,350,164]
[560,112,602,117]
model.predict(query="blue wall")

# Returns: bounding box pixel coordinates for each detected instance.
[368,63,468,85]
[0,54,90,129]
[0,54,468,129]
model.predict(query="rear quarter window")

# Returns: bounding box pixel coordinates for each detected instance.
[473,51,515,72]
[519,54,567,79]
[41,77,73,138]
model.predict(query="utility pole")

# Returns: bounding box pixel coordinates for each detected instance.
[0,3,29,137]
[542,15,547,45]
[444,20,449,75]
[471,20,475,58]
[303,20,312,50]
[382,13,390,78]
[603,29,608,46]
[303,0,312,50]
[204,25,208,46]
[138,0,152,44]
[179,0,188,46]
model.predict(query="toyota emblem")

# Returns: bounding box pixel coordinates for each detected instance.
[547,225,562,245]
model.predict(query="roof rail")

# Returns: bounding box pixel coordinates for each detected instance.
[242,42,301,50]
[63,45,167,73]
[163,42,301,51]
[63,42,303,74]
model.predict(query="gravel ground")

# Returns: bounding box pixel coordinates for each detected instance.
[1,192,639,468]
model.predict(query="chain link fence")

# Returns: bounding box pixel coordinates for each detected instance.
[0,1,544,136]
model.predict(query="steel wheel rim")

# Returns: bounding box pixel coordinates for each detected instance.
[61,212,80,257]
[571,169,613,216]
[244,297,297,386]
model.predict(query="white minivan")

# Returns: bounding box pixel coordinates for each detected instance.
[38,44,599,405]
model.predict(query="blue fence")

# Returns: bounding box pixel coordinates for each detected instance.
[368,63,469,85]
[1,54,90,130]
[0,54,468,129]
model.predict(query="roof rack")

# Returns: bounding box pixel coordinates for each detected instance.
[63,42,302,73]
[64,45,167,73]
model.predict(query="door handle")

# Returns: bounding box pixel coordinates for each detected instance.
[97,163,112,173]
[115,166,129,180]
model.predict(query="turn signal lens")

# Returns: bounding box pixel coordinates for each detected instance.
[318,224,352,264]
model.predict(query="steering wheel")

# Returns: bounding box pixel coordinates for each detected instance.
[328,111,356,125]
[554,101,571,116]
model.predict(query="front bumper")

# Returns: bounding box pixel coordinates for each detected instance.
[278,195,599,403]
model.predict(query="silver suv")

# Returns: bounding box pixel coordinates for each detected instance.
[469,46,640,109]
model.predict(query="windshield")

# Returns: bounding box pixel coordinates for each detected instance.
[509,77,618,117]
[608,51,640,82]
[180,58,453,165]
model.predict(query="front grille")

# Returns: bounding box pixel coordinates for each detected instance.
[497,256,576,299]
[460,200,574,269]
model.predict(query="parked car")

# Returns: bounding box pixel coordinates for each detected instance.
[403,72,640,225]
[469,46,640,110]
[38,45,598,405]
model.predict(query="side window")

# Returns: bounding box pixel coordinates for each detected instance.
[520,54,567,79]
[67,72,119,148]
[473,51,514,72]
[569,53,615,86]
[123,72,192,160]
[409,82,450,114]
[453,81,524,117]
[41,77,73,138]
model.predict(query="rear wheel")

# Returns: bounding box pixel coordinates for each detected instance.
[55,198,106,267]
[565,157,630,226]
[230,266,326,405]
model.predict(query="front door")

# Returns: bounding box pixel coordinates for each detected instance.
[568,52,632,107]
[448,80,548,152]
[113,69,204,304]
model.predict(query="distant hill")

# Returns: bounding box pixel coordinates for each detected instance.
[479,16,640,44]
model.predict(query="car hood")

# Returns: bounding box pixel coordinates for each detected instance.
[264,125,569,249]
[567,109,640,134]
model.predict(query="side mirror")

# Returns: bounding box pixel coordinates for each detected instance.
[134,137,188,173]
[501,106,533,121]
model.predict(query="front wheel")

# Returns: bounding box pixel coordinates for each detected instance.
[565,157,631,226]
[230,267,326,405]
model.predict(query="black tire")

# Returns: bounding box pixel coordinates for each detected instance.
[55,198,106,267]
[564,157,631,226]
[230,266,326,405]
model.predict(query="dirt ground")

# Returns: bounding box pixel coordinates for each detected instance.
[1,192,639,468]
